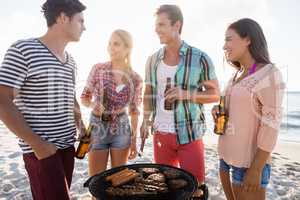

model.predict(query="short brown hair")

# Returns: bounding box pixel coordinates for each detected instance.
[41,0,86,27]
[155,4,183,34]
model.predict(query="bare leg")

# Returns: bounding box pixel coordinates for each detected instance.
[88,150,109,200]
[110,147,130,168]
[232,184,265,200]
[219,169,236,200]
[88,150,109,176]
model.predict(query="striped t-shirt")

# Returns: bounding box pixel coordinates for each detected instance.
[0,38,77,153]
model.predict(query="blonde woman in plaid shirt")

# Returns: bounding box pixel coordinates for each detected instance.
[81,29,142,179]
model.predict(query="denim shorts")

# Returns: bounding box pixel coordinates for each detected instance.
[88,113,131,151]
[219,159,271,188]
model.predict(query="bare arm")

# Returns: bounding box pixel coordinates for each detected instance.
[80,88,94,108]
[190,79,220,104]
[130,113,139,139]
[142,85,153,123]
[0,85,56,159]
[165,79,220,104]
[80,90,104,116]
[250,148,270,171]
[242,148,270,192]
[128,112,139,159]
[81,96,92,107]
[139,84,153,140]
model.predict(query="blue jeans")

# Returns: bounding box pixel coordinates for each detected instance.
[219,159,271,188]
[89,113,131,151]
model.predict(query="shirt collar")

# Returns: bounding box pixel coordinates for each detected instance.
[157,40,189,60]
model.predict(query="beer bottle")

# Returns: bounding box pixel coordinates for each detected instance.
[101,89,112,122]
[75,124,94,159]
[164,77,173,110]
[214,96,227,135]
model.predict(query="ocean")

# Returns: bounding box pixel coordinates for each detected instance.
[202,91,300,143]
[280,91,300,142]
[0,92,299,143]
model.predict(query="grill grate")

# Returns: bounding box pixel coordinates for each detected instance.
[84,163,198,200]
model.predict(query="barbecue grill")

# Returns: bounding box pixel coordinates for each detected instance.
[84,163,199,200]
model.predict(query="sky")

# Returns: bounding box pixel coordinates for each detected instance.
[0,0,299,92]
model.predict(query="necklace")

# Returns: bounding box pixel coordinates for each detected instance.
[233,63,257,84]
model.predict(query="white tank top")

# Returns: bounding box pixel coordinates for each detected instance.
[154,60,178,134]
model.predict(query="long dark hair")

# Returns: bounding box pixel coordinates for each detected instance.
[227,18,271,69]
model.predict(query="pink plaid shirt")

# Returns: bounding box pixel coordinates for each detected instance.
[81,62,142,133]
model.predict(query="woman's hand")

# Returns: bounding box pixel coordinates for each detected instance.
[128,138,137,160]
[91,102,105,116]
[242,167,262,192]
[211,105,220,122]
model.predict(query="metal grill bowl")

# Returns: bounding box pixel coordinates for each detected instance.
[83,163,198,200]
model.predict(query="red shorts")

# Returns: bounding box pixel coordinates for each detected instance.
[153,132,205,182]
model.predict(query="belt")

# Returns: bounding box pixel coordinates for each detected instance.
[91,112,127,121]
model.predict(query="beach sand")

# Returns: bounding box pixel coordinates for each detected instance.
[0,125,300,200]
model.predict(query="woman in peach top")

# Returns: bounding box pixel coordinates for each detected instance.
[212,18,285,200]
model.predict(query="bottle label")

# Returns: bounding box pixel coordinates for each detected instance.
[214,115,226,135]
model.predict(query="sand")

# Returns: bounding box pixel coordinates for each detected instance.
[0,125,300,200]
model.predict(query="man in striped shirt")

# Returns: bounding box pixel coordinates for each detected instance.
[0,0,86,199]
[140,5,220,199]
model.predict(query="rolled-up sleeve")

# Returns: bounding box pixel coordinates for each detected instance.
[129,73,143,115]
[199,53,217,82]
[256,69,285,152]
[144,56,152,86]
[80,64,98,101]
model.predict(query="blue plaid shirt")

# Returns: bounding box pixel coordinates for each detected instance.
[145,41,217,144]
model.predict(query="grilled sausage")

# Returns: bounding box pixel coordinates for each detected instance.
[112,172,139,187]
[106,168,130,181]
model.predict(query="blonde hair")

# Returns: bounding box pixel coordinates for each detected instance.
[112,29,133,71]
